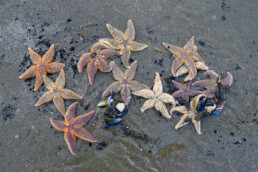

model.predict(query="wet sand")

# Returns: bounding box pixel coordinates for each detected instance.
[0,0,257,171]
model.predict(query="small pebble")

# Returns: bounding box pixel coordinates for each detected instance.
[15,135,19,139]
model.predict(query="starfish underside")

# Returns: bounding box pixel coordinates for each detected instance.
[50,102,97,155]
[99,19,148,67]
[78,42,122,85]
[133,73,176,119]
[163,36,208,81]
[35,69,82,116]
[19,44,65,90]
[102,61,149,103]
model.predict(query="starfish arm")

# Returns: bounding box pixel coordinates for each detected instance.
[158,93,176,107]
[184,58,197,81]
[19,66,38,79]
[205,104,216,113]
[87,60,98,85]
[60,89,82,100]
[35,91,54,106]
[50,118,67,131]
[170,106,188,115]
[46,62,65,74]
[190,51,204,63]
[183,36,194,50]
[106,23,125,41]
[184,72,195,82]
[73,127,97,142]
[202,90,215,98]
[125,61,137,80]
[153,73,163,95]
[204,70,219,80]
[129,41,148,51]
[172,90,184,99]
[192,79,216,90]
[127,80,150,91]
[99,49,122,60]
[42,44,55,63]
[28,48,41,64]
[125,19,135,41]
[195,62,209,70]
[73,111,95,127]
[154,101,171,118]
[91,42,109,53]
[65,102,78,123]
[120,85,131,103]
[188,90,202,96]
[99,38,122,49]
[172,80,185,90]
[175,114,189,130]
[55,69,65,89]
[132,89,154,99]
[64,131,77,155]
[34,70,46,91]
[102,82,122,97]
[175,65,188,77]
[162,42,182,56]
[43,75,55,90]
[221,72,233,88]
[97,59,112,72]
[53,95,66,116]
[120,46,131,67]
[171,56,184,76]
[140,99,155,112]
[112,62,125,80]
[78,53,91,73]
[192,119,201,134]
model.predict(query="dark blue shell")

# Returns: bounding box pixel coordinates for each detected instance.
[197,98,206,112]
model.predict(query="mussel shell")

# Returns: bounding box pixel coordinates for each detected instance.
[116,103,125,112]
[197,97,206,112]
[211,109,221,115]
[105,118,123,125]
[97,100,108,108]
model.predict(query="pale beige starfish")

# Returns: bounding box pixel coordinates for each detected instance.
[170,94,206,134]
[133,73,176,119]
[35,69,82,116]
[99,19,148,67]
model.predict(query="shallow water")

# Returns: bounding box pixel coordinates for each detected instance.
[0,0,257,171]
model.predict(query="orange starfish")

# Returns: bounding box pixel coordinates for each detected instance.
[35,69,82,116]
[102,61,150,103]
[99,19,148,67]
[163,36,207,81]
[78,42,122,85]
[50,102,97,155]
[19,44,65,90]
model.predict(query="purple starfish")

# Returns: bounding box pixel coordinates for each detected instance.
[172,80,202,102]
[192,70,233,98]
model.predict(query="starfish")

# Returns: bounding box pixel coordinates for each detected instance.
[99,19,148,67]
[35,69,82,116]
[192,70,233,98]
[78,42,122,85]
[133,73,176,119]
[19,44,65,91]
[50,102,96,155]
[172,80,202,102]
[170,94,206,134]
[102,61,149,103]
[163,36,208,81]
